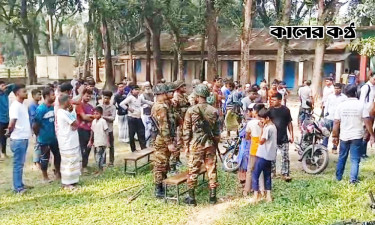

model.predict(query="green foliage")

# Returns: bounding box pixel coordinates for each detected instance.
[349,37,375,57]
[345,0,375,26]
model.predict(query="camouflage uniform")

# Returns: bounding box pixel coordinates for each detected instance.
[152,86,173,185]
[184,102,220,190]
[188,79,201,106]
[172,81,190,165]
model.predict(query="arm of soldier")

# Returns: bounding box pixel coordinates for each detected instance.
[183,109,192,151]
[212,110,221,142]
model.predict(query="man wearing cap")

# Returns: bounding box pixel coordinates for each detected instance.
[323,83,347,154]
[322,77,334,114]
[151,84,175,198]
[188,79,201,106]
[277,81,289,106]
[183,84,220,206]
[172,80,190,167]
[120,85,153,152]
[165,82,178,173]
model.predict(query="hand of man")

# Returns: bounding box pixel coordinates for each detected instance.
[370,135,375,146]
[128,108,135,113]
[332,137,339,146]
[87,141,93,148]
[289,137,294,144]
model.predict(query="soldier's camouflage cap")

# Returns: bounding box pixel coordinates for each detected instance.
[194,84,210,98]
[174,80,186,89]
[166,82,176,92]
[153,83,168,95]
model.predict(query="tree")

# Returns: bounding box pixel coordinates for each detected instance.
[311,0,343,97]
[275,0,291,81]
[205,0,218,81]
[240,0,255,84]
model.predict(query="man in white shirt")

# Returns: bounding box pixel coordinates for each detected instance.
[322,77,334,113]
[8,84,31,194]
[323,83,347,154]
[298,80,314,126]
[120,85,153,152]
[359,73,375,158]
[332,85,366,184]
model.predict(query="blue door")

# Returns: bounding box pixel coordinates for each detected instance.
[255,61,265,85]
[324,63,336,77]
[284,61,295,88]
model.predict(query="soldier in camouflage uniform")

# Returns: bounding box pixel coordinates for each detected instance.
[165,82,179,173]
[183,84,221,206]
[172,80,190,167]
[188,79,201,106]
[151,84,176,198]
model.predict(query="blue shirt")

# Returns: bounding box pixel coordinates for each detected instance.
[0,83,15,123]
[28,102,39,126]
[34,103,57,145]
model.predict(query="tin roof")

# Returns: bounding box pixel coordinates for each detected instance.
[122,28,350,53]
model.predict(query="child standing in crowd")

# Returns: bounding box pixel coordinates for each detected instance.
[250,108,277,204]
[100,91,116,166]
[89,106,109,173]
[243,103,265,196]
[28,89,42,126]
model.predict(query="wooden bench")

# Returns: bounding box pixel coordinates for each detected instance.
[163,166,207,204]
[124,148,154,176]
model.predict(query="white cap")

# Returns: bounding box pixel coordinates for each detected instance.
[203,81,209,85]
[245,84,251,88]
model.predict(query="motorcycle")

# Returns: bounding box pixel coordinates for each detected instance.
[222,125,247,172]
[295,114,331,174]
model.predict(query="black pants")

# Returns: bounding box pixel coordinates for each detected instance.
[0,122,8,154]
[78,129,91,168]
[128,117,146,152]
[108,131,114,164]
[40,141,61,172]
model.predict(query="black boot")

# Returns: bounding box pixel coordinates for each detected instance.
[209,188,217,204]
[155,184,165,199]
[184,189,197,206]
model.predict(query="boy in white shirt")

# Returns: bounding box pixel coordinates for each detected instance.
[89,106,108,172]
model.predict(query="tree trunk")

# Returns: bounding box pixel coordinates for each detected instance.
[177,49,184,81]
[311,0,325,98]
[275,0,292,81]
[83,6,92,80]
[146,29,151,82]
[199,33,205,81]
[173,50,178,81]
[94,48,100,82]
[240,0,254,85]
[128,41,135,83]
[49,14,54,55]
[206,0,218,81]
[152,27,163,83]
[20,0,36,84]
[101,17,115,91]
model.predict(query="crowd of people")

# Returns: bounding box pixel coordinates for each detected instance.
[0,70,373,206]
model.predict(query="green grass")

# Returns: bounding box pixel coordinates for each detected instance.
[216,157,375,225]
[1,142,375,225]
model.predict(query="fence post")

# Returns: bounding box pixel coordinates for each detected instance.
[24,68,27,77]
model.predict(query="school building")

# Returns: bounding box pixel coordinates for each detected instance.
[113,28,371,89]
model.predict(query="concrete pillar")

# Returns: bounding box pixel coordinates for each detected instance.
[298,61,304,86]
[335,61,343,83]
[233,61,239,81]
[265,61,270,83]
[360,55,368,82]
